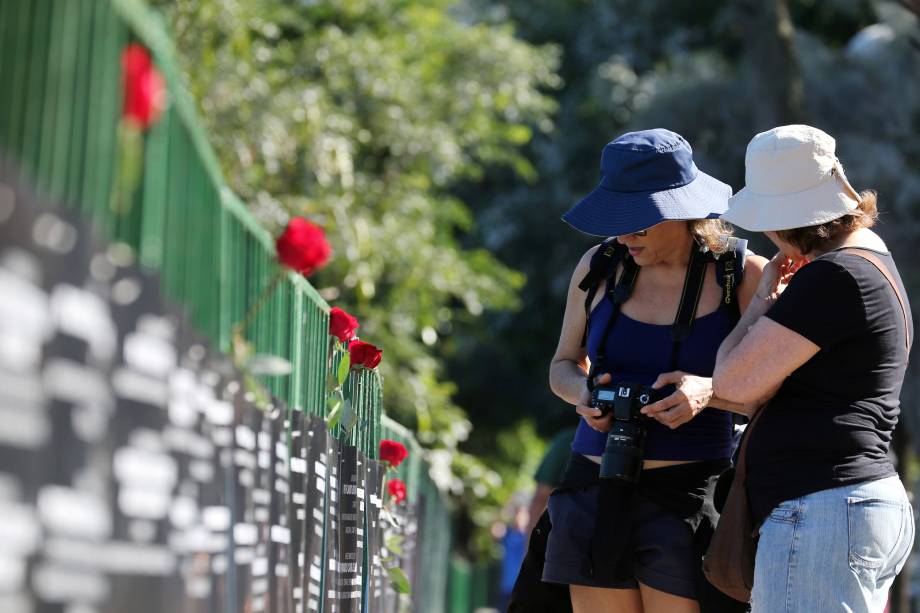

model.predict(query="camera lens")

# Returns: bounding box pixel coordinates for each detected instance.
[599,420,646,482]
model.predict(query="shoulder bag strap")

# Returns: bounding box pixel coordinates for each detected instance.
[734,401,768,477]
[841,248,912,352]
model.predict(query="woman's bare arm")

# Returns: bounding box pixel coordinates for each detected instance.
[548,247,597,405]
[714,254,819,403]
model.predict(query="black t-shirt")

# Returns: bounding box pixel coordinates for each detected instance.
[746,249,913,525]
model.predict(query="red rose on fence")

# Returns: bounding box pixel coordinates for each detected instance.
[348,340,382,369]
[329,307,359,343]
[121,44,166,130]
[379,439,408,468]
[275,217,331,276]
[387,478,407,504]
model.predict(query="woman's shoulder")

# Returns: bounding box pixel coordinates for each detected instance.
[741,251,768,278]
[568,245,599,287]
[817,248,890,278]
[571,242,612,284]
[736,250,767,311]
[793,255,856,282]
[785,256,863,304]
[579,244,602,267]
[818,247,902,302]
[842,228,889,253]
[819,229,890,266]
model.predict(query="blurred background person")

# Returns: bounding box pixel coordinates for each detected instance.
[527,426,577,533]
[492,493,531,612]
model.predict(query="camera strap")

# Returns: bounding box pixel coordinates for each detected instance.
[669,243,710,369]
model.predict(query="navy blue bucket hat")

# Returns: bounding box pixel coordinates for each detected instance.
[562,129,732,237]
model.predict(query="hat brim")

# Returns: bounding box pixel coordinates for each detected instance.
[722,176,860,232]
[562,171,732,237]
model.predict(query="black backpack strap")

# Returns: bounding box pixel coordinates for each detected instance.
[578,238,623,293]
[587,255,638,389]
[669,244,710,369]
[579,239,627,347]
[714,238,748,324]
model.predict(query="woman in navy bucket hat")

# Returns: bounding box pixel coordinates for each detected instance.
[539,129,767,613]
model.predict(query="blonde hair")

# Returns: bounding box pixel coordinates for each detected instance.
[688,218,733,255]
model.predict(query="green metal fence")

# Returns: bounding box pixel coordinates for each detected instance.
[0,0,375,455]
[381,417,454,613]
[0,0,459,609]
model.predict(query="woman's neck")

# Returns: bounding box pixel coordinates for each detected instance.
[807,227,886,259]
[658,234,695,269]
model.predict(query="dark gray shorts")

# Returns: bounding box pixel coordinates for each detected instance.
[542,478,699,599]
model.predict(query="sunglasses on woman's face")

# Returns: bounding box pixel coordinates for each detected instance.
[627,229,648,237]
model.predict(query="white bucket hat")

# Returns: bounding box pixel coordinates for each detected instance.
[722,125,862,232]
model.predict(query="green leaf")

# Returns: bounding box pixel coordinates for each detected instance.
[505,124,532,145]
[385,534,404,556]
[379,507,400,528]
[243,374,272,410]
[111,122,144,215]
[341,399,357,432]
[246,354,293,376]
[385,534,404,549]
[337,353,351,386]
[326,389,344,409]
[325,390,344,428]
[326,403,342,429]
[386,566,411,594]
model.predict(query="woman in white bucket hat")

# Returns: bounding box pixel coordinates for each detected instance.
[713,125,914,612]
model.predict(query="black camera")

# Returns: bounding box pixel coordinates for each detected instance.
[590,382,655,482]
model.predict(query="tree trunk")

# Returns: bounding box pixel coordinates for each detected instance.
[738,0,807,128]
[900,0,920,18]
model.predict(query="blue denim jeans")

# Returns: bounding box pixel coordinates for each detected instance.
[752,476,914,613]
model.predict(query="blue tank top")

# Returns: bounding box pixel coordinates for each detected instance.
[571,293,734,460]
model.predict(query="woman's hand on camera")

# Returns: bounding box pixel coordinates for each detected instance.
[576,372,614,433]
[641,371,713,429]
